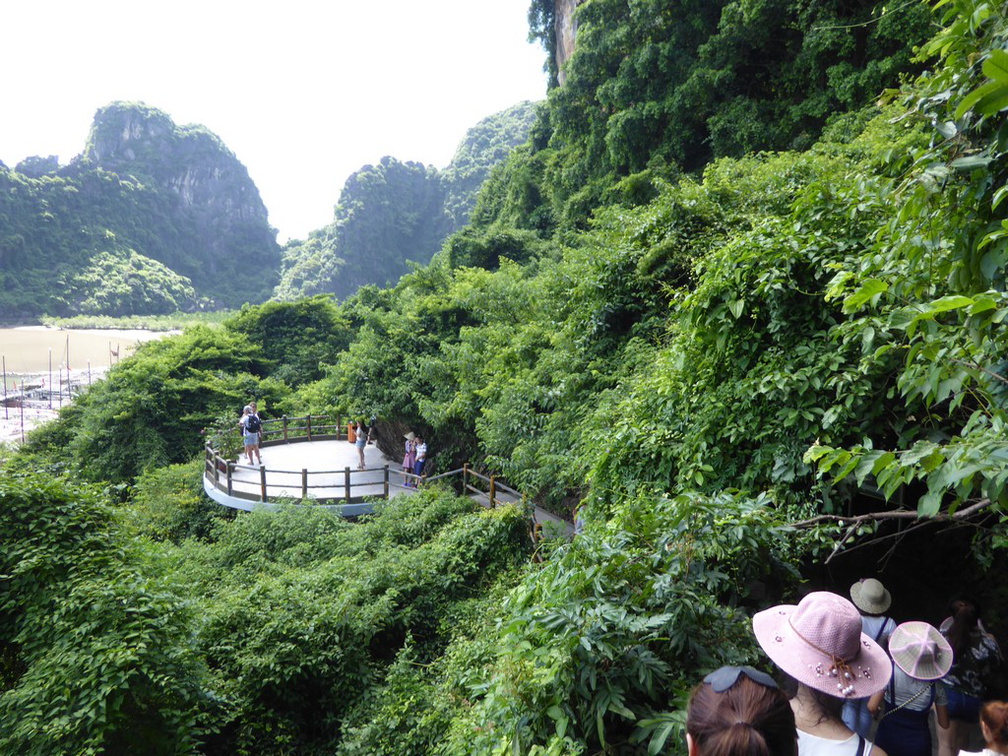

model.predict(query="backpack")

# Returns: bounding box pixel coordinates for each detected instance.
[246,414,261,434]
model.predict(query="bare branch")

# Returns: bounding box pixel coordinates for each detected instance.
[791,498,995,530]
[950,358,1008,386]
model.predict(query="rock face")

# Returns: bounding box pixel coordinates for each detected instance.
[79,102,280,302]
[555,0,584,85]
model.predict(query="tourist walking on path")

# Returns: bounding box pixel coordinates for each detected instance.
[753,591,892,756]
[686,665,797,756]
[844,578,898,737]
[959,700,1008,756]
[355,420,369,469]
[402,432,416,485]
[413,435,427,484]
[868,621,951,756]
[937,596,1004,756]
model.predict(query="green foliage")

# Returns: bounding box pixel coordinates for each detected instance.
[440,225,547,270]
[224,296,353,386]
[63,247,203,316]
[276,106,538,303]
[42,310,233,331]
[124,459,235,543]
[436,492,799,756]
[480,0,933,231]
[10,4,1008,755]
[800,0,1008,517]
[276,157,453,302]
[0,471,204,755]
[20,325,285,482]
[162,491,529,754]
[441,101,540,228]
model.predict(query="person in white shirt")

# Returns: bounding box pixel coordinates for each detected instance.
[413,436,427,483]
[753,591,892,756]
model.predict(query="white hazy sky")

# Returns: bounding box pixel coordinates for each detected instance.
[1,1,548,242]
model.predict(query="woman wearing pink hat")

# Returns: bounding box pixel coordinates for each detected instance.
[867,621,952,756]
[753,591,893,756]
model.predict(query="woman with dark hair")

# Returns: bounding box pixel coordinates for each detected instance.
[960,700,1008,756]
[937,597,1003,756]
[753,591,893,756]
[687,666,797,756]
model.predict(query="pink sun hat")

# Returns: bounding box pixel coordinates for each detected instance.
[753,591,891,699]
[888,621,953,681]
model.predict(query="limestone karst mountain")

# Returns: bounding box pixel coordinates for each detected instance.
[0,101,280,317]
[275,101,538,302]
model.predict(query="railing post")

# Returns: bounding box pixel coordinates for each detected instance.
[383,465,389,498]
[307,414,313,441]
[283,415,289,442]
[302,468,308,500]
[214,454,221,486]
[226,461,234,496]
[463,463,468,495]
[345,466,351,502]
[260,465,268,502]
[490,475,496,508]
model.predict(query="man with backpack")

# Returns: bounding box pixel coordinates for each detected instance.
[239,402,263,465]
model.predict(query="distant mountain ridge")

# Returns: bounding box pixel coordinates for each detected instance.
[0,100,537,318]
[0,101,280,318]
[275,101,539,301]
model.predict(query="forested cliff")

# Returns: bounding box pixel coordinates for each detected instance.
[0,100,535,317]
[0,102,280,317]
[4,1,1008,755]
[275,101,538,301]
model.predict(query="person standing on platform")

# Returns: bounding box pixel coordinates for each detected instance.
[402,432,416,486]
[355,420,369,469]
[413,435,427,484]
[245,402,263,465]
[238,405,254,463]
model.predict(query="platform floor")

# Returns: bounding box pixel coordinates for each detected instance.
[225,438,412,503]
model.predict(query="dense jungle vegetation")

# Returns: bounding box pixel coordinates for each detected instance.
[4,1,1008,754]
[0,103,281,318]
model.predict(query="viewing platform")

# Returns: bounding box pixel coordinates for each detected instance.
[203,415,412,516]
[202,414,574,535]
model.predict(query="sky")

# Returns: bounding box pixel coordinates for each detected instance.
[1,1,549,242]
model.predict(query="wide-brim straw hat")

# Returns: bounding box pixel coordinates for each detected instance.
[753,591,891,699]
[850,578,892,615]
[404,431,416,441]
[889,621,953,681]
